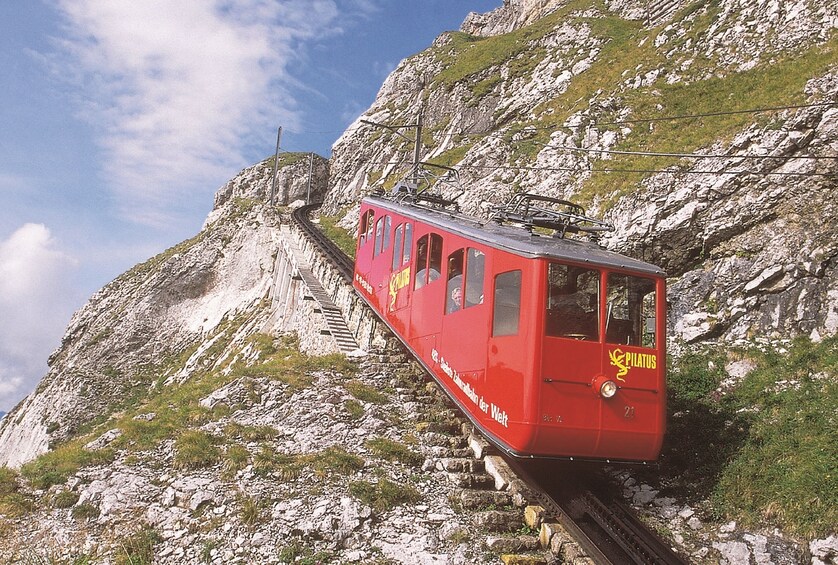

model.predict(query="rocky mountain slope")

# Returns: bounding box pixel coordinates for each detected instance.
[325,0,838,345]
[0,0,837,563]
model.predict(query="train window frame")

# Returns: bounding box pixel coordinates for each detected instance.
[445,247,486,315]
[492,270,522,336]
[374,215,392,258]
[391,222,412,271]
[605,273,657,348]
[392,224,404,271]
[402,223,412,266]
[445,249,464,314]
[414,233,442,289]
[465,248,485,309]
[373,217,384,257]
[359,209,374,247]
[545,263,600,341]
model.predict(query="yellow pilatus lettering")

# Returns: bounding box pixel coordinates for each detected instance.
[608,348,657,381]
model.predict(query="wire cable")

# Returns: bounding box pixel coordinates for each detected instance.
[533,142,838,160]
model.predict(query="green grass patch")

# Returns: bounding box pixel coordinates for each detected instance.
[114,525,161,565]
[317,214,357,259]
[349,477,421,513]
[345,380,388,404]
[252,445,364,482]
[253,445,305,481]
[51,489,80,509]
[173,430,222,470]
[310,446,365,479]
[344,399,365,420]
[425,142,475,170]
[238,494,262,527]
[72,503,100,521]
[0,467,33,516]
[222,444,250,479]
[236,334,358,391]
[224,422,278,442]
[21,444,115,490]
[365,437,424,467]
[654,336,838,537]
[277,539,336,564]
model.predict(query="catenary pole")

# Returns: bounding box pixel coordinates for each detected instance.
[306,152,314,205]
[269,126,282,205]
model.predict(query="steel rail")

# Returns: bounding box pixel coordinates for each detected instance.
[290,203,354,282]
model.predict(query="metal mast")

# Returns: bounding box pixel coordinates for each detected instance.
[269,126,282,205]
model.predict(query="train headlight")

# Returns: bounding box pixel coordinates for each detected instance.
[592,375,618,398]
[599,380,618,398]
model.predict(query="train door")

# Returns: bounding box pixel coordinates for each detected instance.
[485,252,532,451]
[385,221,413,336]
[368,213,393,313]
[539,261,604,456]
[597,272,666,460]
[354,207,376,293]
[436,246,489,416]
[409,231,444,360]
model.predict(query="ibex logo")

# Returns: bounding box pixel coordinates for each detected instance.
[608,349,630,381]
[608,348,657,382]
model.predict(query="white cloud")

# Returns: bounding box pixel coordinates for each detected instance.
[0,224,79,411]
[51,0,362,226]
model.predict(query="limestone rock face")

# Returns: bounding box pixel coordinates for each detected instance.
[209,153,328,223]
[0,198,283,468]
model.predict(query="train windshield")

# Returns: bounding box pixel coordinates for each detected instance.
[545,263,600,341]
[606,274,657,348]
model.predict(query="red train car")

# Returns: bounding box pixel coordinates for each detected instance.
[352,193,667,462]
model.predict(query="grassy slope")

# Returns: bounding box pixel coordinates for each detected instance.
[652,336,837,537]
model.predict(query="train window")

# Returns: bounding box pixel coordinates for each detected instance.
[392,224,404,271]
[391,223,412,271]
[373,217,384,257]
[383,216,391,252]
[545,263,600,341]
[493,270,521,336]
[402,223,412,265]
[359,209,374,247]
[446,249,464,313]
[414,233,442,289]
[606,274,657,348]
[465,249,485,308]
[374,215,391,258]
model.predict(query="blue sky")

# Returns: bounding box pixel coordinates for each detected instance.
[0,0,500,411]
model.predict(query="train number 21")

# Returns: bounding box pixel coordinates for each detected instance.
[624,405,636,419]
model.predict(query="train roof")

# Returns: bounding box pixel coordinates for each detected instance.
[364,195,666,277]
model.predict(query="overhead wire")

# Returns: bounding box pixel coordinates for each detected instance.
[361,159,835,177]
[277,100,838,178]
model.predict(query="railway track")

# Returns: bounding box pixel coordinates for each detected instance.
[290,203,688,565]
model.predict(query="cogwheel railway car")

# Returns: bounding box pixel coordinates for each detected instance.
[352,191,667,462]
